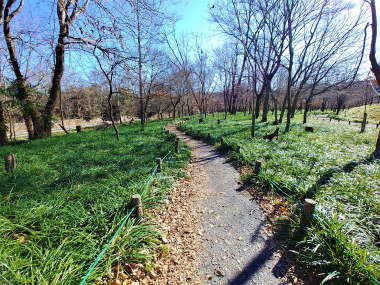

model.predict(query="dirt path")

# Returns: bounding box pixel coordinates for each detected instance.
[11,117,135,139]
[166,124,288,285]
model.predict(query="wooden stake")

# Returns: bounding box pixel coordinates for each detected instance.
[132,194,143,218]
[76,126,82,133]
[302,199,316,226]
[254,160,262,175]
[156,158,162,172]
[4,154,16,172]
[175,138,180,153]
[217,119,221,124]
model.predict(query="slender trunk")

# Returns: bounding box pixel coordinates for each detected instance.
[261,81,270,122]
[9,114,15,141]
[136,0,144,129]
[279,94,287,123]
[285,2,294,133]
[361,112,367,133]
[303,102,310,124]
[255,94,261,119]
[273,96,278,125]
[0,101,7,145]
[108,88,119,140]
[374,129,380,158]
[59,90,68,134]
[44,22,67,137]
[290,90,300,118]
[251,96,256,137]
[4,3,37,140]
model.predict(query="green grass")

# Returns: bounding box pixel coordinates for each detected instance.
[179,112,380,284]
[0,120,190,285]
[321,104,380,124]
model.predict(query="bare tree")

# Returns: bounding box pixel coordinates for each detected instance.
[92,47,126,140]
[364,0,380,158]
[1,0,90,139]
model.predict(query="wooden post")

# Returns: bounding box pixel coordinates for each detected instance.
[254,160,262,175]
[76,125,82,133]
[208,133,211,141]
[301,199,316,227]
[175,138,180,154]
[4,154,16,172]
[377,123,379,129]
[349,121,351,125]
[156,158,162,172]
[132,194,143,218]
[217,119,221,124]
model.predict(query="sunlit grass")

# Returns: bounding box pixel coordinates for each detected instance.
[320,104,380,124]
[0,120,190,284]
[179,112,379,284]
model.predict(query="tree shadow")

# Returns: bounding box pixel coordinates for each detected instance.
[228,239,277,285]
[302,155,375,200]
[191,154,221,163]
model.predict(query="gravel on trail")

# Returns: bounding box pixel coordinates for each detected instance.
[167,124,290,285]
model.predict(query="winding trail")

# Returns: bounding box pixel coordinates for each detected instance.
[167,124,289,285]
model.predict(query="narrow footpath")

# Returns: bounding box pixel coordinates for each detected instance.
[166,124,290,285]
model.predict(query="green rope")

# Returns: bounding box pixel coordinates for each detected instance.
[79,147,174,284]
[79,207,135,285]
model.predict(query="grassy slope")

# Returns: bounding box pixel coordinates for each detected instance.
[179,113,379,284]
[0,120,190,285]
[324,104,380,124]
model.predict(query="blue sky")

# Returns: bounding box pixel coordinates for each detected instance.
[172,0,224,51]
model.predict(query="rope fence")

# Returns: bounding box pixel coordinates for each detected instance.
[79,138,177,285]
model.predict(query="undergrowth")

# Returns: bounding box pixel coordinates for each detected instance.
[179,112,379,284]
[0,120,190,284]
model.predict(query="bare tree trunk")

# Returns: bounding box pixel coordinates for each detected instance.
[3,2,39,140]
[251,96,256,137]
[369,0,380,85]
[303,101,310,124]
[279,94,287,123]
[59,89,69,134]
[255,94,261,119]
[261,81,270,122]
[367,0,380,157]
[375,130,380,158]
[43,10,70,137]
[273,95,278,125]
[108,90,119,140]
[285,1,294,133]
[0,101,7,145]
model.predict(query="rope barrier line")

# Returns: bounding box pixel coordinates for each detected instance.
[79,142,176,285]
[79,207,135,285]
